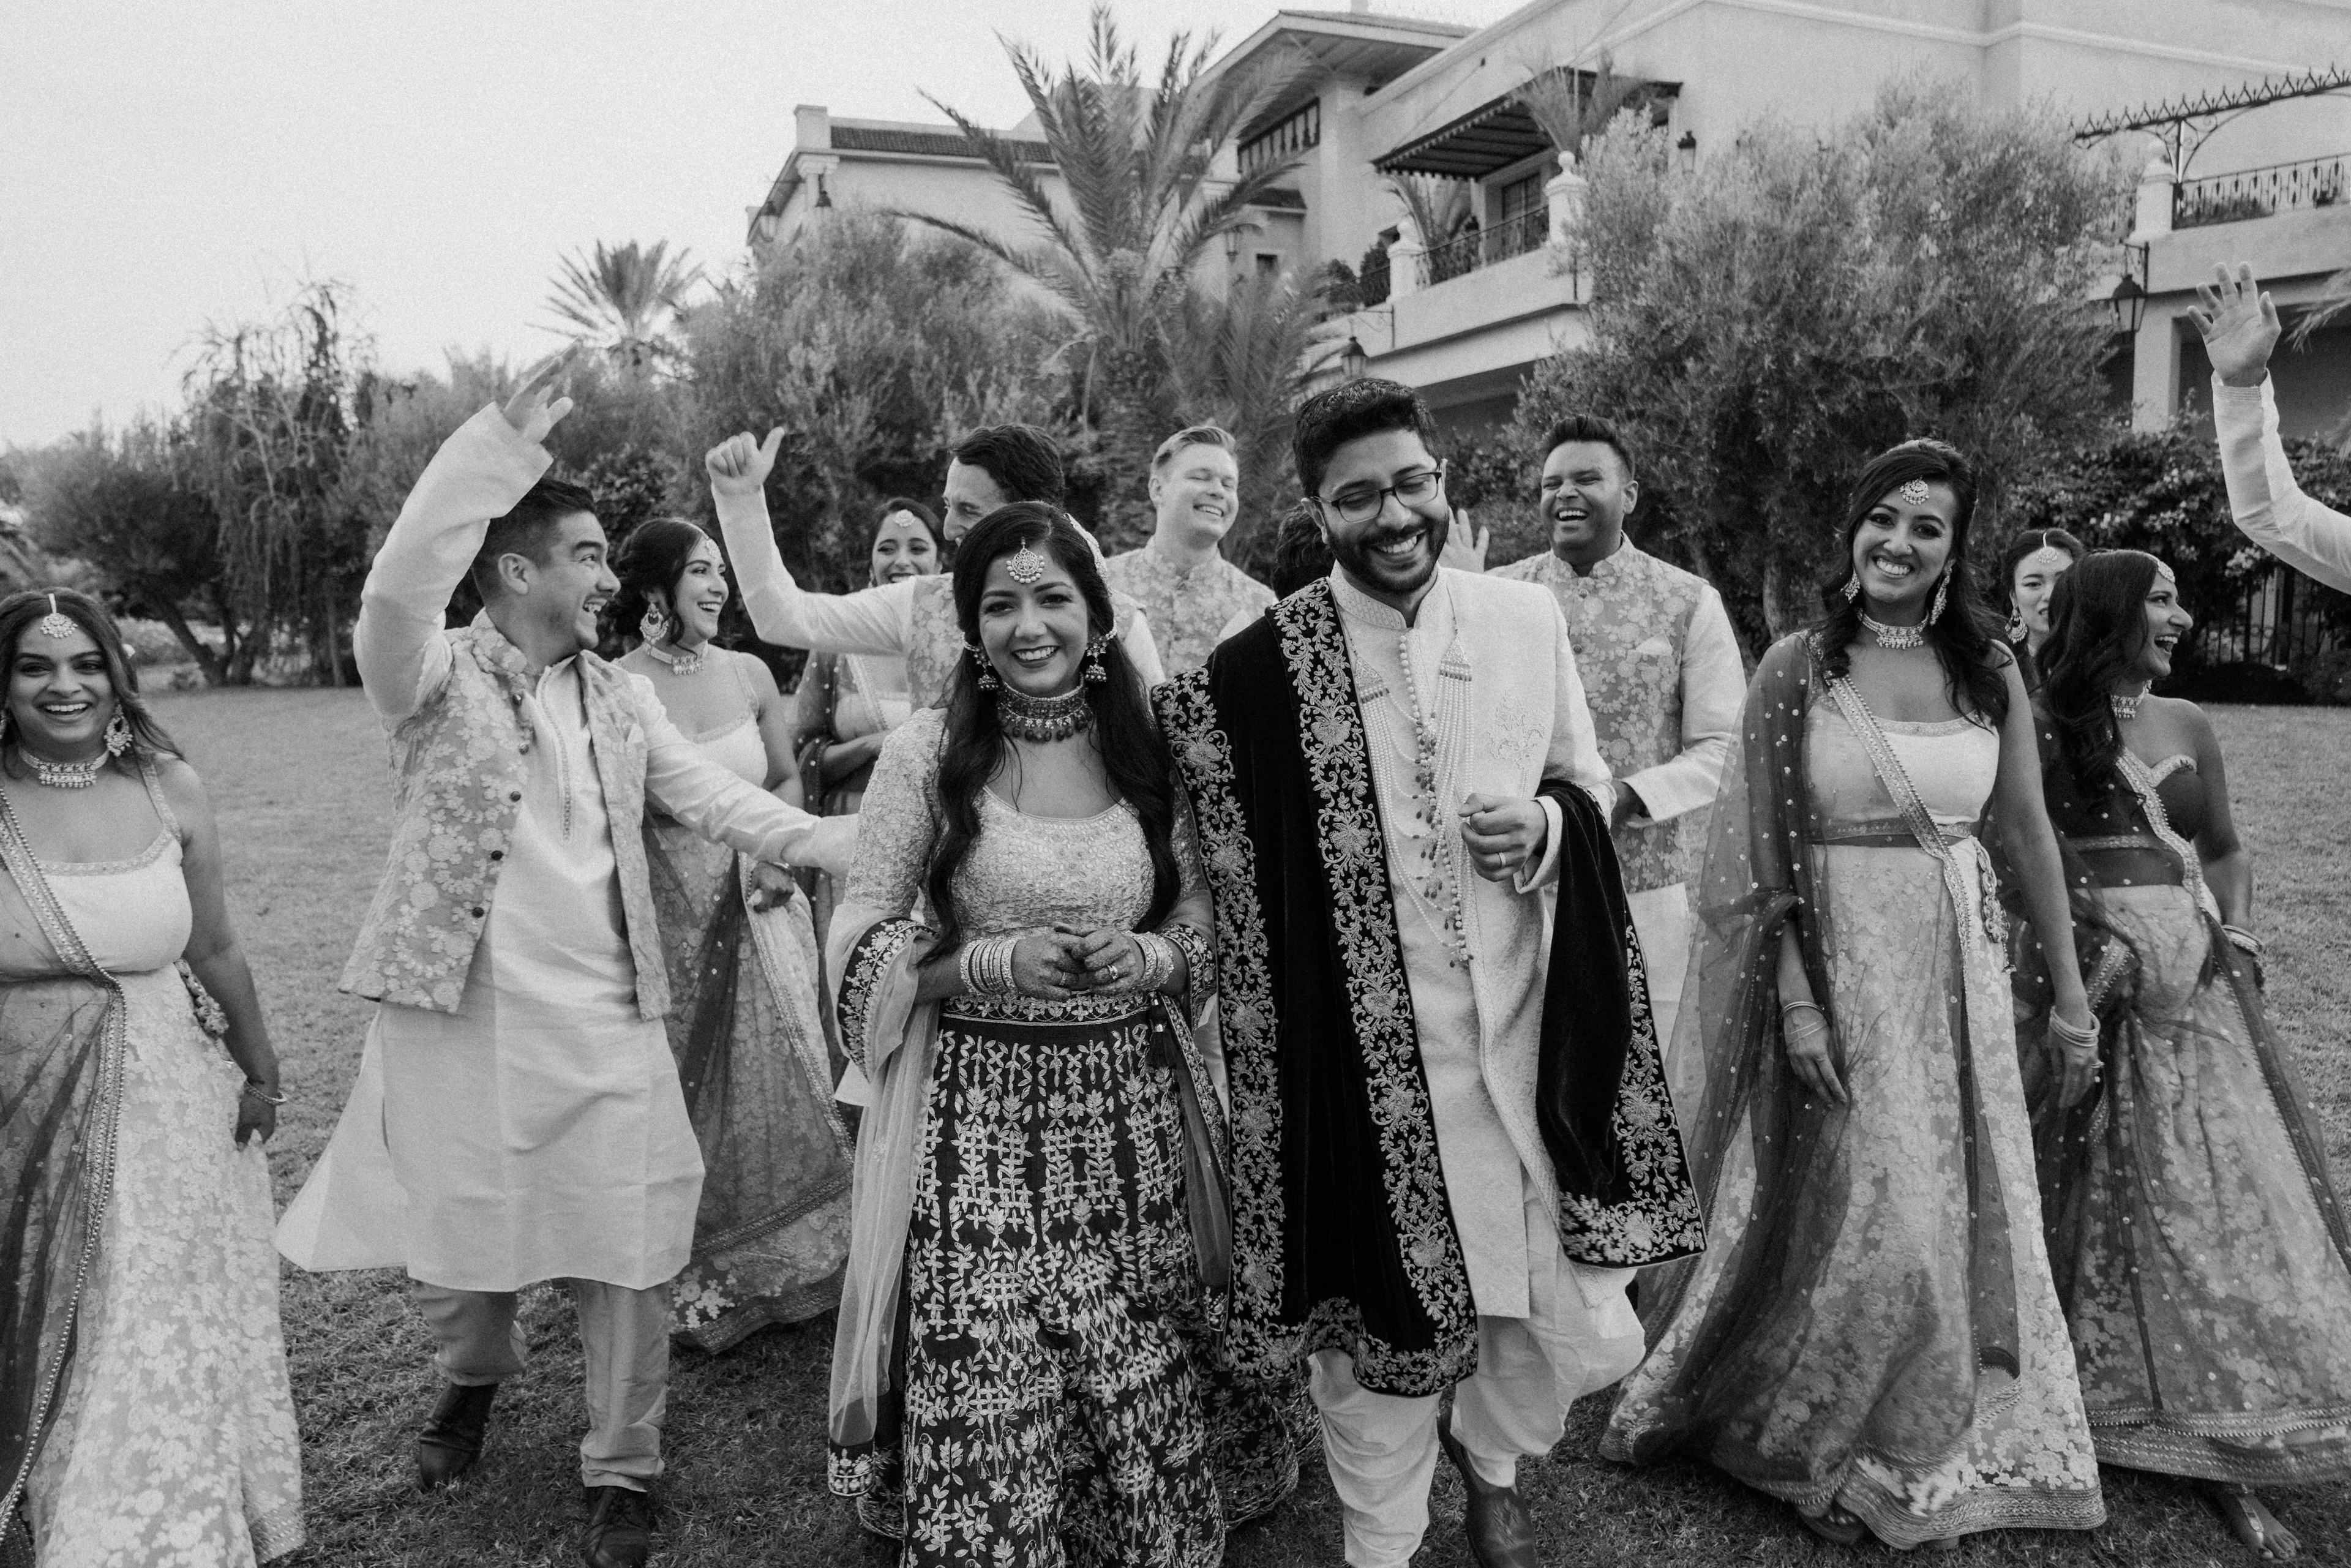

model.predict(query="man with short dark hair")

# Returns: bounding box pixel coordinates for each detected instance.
[277,357,850,1568]
[1490,414,1744,1075]
[1157,379,1702,1568]
[1102,424,1275,676]
[708,422,1165,704]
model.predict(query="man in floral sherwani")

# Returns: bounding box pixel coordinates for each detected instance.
[277,357,849,1568]
[1490,414,1745,1090]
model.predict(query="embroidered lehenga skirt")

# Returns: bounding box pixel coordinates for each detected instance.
[846,996,1291,1568]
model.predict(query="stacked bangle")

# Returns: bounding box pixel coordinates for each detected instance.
[2046,1011,2099,1051]
[1779,999,1826,1024]
[958,934,1020,998]
[1133,932,1179,994]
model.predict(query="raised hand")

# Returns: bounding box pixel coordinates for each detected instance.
[2188,263,2280,388]
[1439,508,1489,572]
[706,427,786,500]
[500,347,580,444]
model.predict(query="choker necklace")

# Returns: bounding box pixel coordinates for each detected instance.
[2110,686,2148,720]
[644,640,705,677]
[18,747,107,789]
[1859,612,1926,650]
[997,686,1093,743]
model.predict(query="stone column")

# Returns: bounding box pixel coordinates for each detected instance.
[2129,149,2178,432]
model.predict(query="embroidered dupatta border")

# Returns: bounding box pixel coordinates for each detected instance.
[1158,583,1476,1393]
[0,782,129,1531]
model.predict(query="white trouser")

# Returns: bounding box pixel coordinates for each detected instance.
[1627,883,1694,1107]
[1310,1211,1642,1568]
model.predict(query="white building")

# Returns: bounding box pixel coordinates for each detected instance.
[749,1,2351,438]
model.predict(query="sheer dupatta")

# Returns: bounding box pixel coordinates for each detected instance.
[0,784,128,1543]
[1623,633,2020,1470]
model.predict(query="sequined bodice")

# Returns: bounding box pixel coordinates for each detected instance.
[950,792,1155,936]
[34,836,192,977]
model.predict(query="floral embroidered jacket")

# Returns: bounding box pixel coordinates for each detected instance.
[1100,545,1275,677]
[1490,542,1744,893]
[340,404,842,1017]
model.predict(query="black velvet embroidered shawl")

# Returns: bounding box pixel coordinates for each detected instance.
[1156,579,1701,1397]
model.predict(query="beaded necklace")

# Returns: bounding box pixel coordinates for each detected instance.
[997,686,1093,743]
[1389,625,1470,969]
[643,639,706,677]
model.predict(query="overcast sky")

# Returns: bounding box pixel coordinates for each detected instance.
[1,1,1529,448]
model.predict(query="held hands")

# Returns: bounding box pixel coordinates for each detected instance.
[500,348,580,445]
[706,427,787,500]
[1460,793,1548,882]
[1439,509,1489,573]
[745,861,798,913]
[2189,263,2280,388]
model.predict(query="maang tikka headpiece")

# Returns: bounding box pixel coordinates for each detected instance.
[1899,478,1933,506]
[1005,541,1049,585]
[37,595,73,640]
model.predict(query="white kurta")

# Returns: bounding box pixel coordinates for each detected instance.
[282,659,705,1292]
[1332,572,1568,1319]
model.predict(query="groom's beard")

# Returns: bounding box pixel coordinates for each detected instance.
[1329,509,1450,601]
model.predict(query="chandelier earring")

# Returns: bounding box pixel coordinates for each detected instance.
[104,711,132,758]
[967,644,1000,692]
[1928,571,1951,626]
[639,603,669,646]
[2006,606,2025,642]
[1083,635,1111,683]
[0,707,10,743]
[1841,574,1861,604]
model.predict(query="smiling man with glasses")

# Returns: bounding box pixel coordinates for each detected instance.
[1155,378,1703,1568]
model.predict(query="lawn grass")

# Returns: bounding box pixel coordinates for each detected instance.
[154,688,2351,1566]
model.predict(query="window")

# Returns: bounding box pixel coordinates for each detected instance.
[1239,100,1320,174]
[1256,253,1281,277]
[1498,171,1545,227]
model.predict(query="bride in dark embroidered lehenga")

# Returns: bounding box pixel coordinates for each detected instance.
[2017,550,2351,1561]
[612,520,853,1351]
[1603,442,2107,1549]
[825,504,1294,1566]
[0,589,301,1564]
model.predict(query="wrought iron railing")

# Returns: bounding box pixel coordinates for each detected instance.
[2175,152,2347,228]
[1415,207,1551,287]
[2193,565,2339,668]
[1358,253,1391,307]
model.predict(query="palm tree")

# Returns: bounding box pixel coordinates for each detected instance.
[544,240,700,370]
[902,4,1318,516]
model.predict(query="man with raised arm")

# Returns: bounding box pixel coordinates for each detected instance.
[1489,414,1744,1076]
[1100,423,1275,676]
[276,356,850,1568]
[1155,378,1703,1568]
[2194,261,2351,592]
[707,422,1166,700]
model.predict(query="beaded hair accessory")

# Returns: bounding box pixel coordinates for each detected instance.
[1005,542,1049,585]
[37,595,73,639]
[1899,478,1932,506]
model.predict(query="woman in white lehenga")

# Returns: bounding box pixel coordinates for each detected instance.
[1603,443,2108,1548]
[0,588,301,1565]
[611,521,853,1352]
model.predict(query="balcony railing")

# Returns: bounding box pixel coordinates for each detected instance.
[1416,207,1550,287]
[2175,152,2347,228]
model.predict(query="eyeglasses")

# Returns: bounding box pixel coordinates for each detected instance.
[1315,463,1447,527]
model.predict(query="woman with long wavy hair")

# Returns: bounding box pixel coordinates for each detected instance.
[1603,441,2107,1549]
[2022,550,2351,1560]
[608,519,852,1353]
[0,588,301,1562]
[823,504,1294,1565]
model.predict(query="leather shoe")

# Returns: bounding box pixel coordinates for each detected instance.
[582,1485,656,1568]
[414,1381,497,1490]
[1438,1421,1540,1568]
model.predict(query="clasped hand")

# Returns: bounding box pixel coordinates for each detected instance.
[1459,793,1548,882]
[1009,926,1149,1001]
